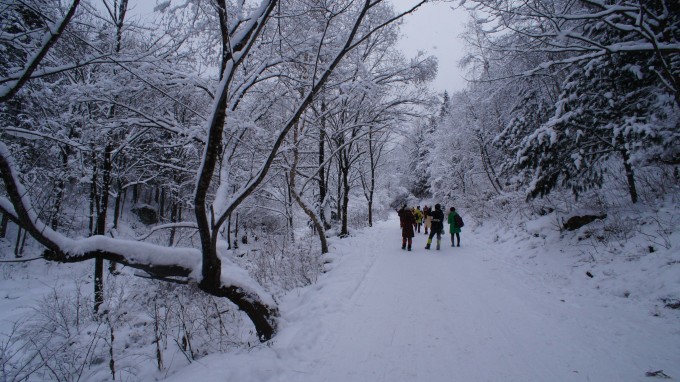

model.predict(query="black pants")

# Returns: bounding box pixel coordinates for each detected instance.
[428,228,442,240]
[451,232,460,246]
[428,226,442,242]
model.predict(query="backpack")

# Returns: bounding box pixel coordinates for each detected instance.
[454,214,464,228]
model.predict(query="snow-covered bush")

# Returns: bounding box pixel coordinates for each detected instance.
[236,234,323,294]
[0,268,257,381]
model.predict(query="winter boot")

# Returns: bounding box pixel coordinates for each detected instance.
[425,238,431,250]
[436,240,441,250]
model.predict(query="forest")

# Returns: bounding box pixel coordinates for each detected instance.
[0,0,678,380]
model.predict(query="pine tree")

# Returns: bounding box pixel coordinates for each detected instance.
[512,12,679,203]
[410,122,432,198]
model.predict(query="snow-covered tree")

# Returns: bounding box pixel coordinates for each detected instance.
[0,0,433,341]
[461,0,680,202]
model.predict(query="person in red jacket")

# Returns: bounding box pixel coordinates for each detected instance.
[397,205,416,251]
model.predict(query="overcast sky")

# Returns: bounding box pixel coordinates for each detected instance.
[391,1,470,94]
[126,1,470,94]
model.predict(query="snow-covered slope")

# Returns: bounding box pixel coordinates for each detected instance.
[161,213,680,382]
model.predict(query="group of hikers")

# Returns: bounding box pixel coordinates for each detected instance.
[397,204,463,251]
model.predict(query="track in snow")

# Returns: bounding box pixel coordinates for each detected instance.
[166,214,679,382]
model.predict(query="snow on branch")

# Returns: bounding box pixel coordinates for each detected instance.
[0,0,81,102]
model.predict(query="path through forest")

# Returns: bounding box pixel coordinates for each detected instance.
[165,214,680,382]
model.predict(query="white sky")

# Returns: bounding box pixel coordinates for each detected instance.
[391,1,470,94]
[125,0,470,94]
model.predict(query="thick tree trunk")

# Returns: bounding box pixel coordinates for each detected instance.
[132,184,138,204]
[19,228,28,254]
[0,213,9,239]
[41,246,280,342]
[14,226,22,258]
[0,213,8,238]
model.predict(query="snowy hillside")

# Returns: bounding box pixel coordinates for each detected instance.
[3,209,678,381]
[1,0,679,381]
[160,212,680,381]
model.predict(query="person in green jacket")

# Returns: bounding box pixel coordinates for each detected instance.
[447,207,462,247]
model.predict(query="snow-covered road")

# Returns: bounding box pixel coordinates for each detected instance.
[165,214,680,382]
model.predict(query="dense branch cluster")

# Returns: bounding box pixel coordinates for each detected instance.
[404,0,678,209]
[0,0,435,343]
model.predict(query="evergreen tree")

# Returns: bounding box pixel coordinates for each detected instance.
[410,122,431,198]
[409,92,452,197]
[510,12,680,202]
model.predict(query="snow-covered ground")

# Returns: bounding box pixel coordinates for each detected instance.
[158,213,680,382]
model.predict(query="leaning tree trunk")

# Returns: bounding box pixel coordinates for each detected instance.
[290,123,328,253]
[478,133,502,195]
